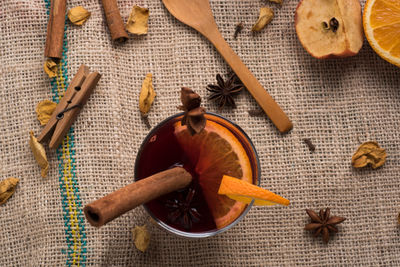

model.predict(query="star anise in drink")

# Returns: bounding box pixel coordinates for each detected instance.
[206,73,244,109]
[305,208,345,243]
[165,188,201,230]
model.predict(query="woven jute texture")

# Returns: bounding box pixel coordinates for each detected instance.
[1,0,400,266]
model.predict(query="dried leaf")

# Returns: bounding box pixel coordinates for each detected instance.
[68,6,91,26]
[0,177,19,205]
[352,141,386,169]
[44,59,58,78]
[139,73,156,116]
[132,225,150,252]
[126,6,149,35]
[29,131,49,178]
[252,7,274,32]
[36,100,57,126]
[269,0,283,4]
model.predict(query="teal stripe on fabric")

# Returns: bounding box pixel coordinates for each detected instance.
[44,0,87,266]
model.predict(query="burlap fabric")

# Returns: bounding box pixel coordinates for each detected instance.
[1,0,400,266]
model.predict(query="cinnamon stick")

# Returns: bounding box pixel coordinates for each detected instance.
[84,167,192,227]
[101,0,128,42]
[45,0,67,59]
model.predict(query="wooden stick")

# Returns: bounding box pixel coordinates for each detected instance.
[45,0,67,59]
[84,167,192,227]
[101,0,129,42]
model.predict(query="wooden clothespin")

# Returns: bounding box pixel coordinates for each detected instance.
[38,64,101,149]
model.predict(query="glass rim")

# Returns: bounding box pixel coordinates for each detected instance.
[134,112,261,238]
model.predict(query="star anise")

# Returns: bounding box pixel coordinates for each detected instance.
[206,73,244,109]
[165,188,201,230]
[178,87,206,135]
[305,208,345,243]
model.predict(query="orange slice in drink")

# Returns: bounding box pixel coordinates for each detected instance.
[174,120,252,229]
[218,175,290,206]
[363,0,400,67]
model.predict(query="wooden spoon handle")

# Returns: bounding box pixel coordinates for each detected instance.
[206,30,293,133]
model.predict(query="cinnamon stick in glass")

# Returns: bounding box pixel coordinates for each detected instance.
[101,0,128,42]
[45,0,67,59]
[84,167,192,227]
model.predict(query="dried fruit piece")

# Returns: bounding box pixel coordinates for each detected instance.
[68,6,91,26]
[126,6,149,35]
[29,131,49,178]
[36,100,57,126]
[132,225,150,252]
[252,7,274,32]
[139,73,156,117]
[352,141,386,169]
[44,59,58,78]
[0,177,19,205]
[295,0,363,59]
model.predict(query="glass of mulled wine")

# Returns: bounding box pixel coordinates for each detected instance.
[134,112,260,238]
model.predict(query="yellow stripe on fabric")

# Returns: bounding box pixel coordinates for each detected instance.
[57,64,82,266]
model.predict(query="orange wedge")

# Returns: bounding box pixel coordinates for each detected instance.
[174,120,252,229]
[363,0,400,67]
[218,175,290,206]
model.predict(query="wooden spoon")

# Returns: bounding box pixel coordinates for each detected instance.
[162,0,293,133]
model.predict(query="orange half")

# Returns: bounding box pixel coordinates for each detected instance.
[174,120,252,229]
[363,0,400,67]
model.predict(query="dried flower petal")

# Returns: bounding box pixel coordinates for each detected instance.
[252,7,274,32]
[126,6,149,35]
[44,59,58,78]
[0,177,19,205]
[29,131,49,178]
[68,6,91,26]
[132,225,150,252]
[36,100,57,126]
[139,73,156,116]
[352,141,386,169]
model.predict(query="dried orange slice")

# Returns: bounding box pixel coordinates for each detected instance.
[363,0,400,67]
[174,120,252,229]
[218,175,289,206]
